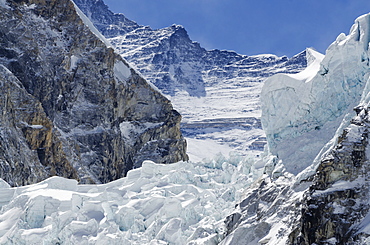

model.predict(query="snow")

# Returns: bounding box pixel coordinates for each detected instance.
[286,48,324,83]
[69,55,79,71]
[119,121,163,145]
[114,60,131,83]
[185,138,233,162]
[20,121,44,129]
[0,156,262,244]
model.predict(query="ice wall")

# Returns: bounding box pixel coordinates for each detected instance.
[261,14,370,174]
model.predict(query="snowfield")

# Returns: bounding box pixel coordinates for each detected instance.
[0,156,263,244]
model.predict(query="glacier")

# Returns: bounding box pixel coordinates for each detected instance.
[0,156,262,244]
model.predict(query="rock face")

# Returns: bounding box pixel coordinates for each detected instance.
[294,106,370,244]
[0,0,187,186]
[74,0,307,155]
[0,65,78,186]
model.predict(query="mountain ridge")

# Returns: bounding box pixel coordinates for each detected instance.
[74,0,308,158]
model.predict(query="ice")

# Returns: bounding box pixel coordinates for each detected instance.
[261,14,370,175]
[114,60,131,83]
[0,155,261,244]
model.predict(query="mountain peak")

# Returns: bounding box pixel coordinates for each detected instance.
[170,24,185,31]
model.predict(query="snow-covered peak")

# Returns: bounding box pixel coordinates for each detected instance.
[170,24,185,30]
[305,47,324,66]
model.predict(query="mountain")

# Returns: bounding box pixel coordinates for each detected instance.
[0,0,187,186]
[221,12,370,244]
[74,0,308,159]
[1,1,370,245]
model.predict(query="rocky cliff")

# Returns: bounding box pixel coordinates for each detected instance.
[0,0,187,186]
[295,106,370,244]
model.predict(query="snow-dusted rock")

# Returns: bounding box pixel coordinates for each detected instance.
[0,0,187,185]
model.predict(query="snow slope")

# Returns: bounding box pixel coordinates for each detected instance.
[0,157,262,244]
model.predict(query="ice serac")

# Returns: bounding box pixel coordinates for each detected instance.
[0,0,187,185]
[262,19,370,174]
[0,157,259,244]
[222,13,370,244]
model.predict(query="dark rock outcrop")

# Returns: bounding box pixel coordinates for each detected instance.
[0,65,78,186]
[0,0,187,186]
[292,106,370,244]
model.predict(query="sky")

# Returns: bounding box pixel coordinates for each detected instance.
[104,0,370,57]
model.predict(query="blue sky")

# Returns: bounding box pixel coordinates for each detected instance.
[104,0,370,57]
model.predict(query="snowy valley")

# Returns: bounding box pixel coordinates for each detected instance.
[1,0,370,244]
